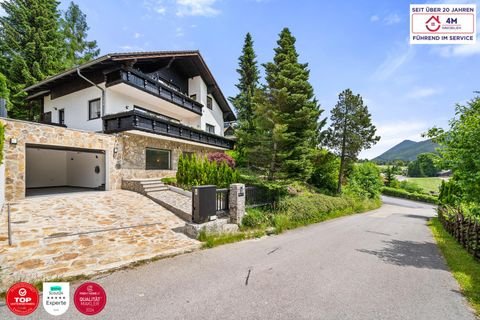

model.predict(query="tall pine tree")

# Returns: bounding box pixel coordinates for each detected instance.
[0,0,66,120]
[257,28,324,180]
[326,89,380,193]
[229,33,259,126]
[229,33,260,165]
[62,1,100,67]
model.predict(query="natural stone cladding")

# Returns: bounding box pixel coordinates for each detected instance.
[1,118,122,202]
[0,119,223,202]
[120,132,220,179]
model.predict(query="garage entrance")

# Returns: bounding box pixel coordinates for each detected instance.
[25,144,106,197]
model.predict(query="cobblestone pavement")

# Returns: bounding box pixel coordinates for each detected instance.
[0,190,200,291]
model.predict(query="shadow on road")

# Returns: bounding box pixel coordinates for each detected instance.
[357,239,447,270]
[403,214,431,221]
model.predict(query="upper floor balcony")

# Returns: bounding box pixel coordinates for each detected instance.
[103,109,234,150]
[105,68,203,116]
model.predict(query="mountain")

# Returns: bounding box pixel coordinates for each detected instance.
[373,139,439,163]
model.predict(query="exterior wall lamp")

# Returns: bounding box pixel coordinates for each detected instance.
[9,138,17,145]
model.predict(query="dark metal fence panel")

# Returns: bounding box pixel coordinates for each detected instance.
[438,207,480,259]
[216,188,229,215]
[245,186,276,208]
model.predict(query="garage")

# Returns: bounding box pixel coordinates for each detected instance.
[25,144,106,197]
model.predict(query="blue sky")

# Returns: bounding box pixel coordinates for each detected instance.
[55,0,479,158]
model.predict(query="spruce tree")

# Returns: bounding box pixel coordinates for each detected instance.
[326,89,380,193]
[0,0,66,120]
[61,1,100,67]
[229,33,260,164]
[229,33,260,126]
[260,28,324,180]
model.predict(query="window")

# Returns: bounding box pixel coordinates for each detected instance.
[88,98,101,120]
[58,109,65,125]
[207,96,213,109]
[190,94,197,101]
[146,148,171,170]
[206,124,215,134]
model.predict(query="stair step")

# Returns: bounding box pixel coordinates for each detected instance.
[140,180,165,185]
[144,186,169,192]
[143,184,168,189]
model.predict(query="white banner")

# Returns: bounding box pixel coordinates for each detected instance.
[410,4,476,44]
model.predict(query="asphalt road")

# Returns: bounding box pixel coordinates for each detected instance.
[0,196,476,320]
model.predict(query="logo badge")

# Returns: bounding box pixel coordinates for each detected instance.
[6,282,40,316]
[42,282,69,316]
[74,282,107,316]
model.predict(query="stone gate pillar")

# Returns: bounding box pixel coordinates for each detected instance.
[229,183,245,224]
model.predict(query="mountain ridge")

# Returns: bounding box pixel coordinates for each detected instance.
[373,139,439,163]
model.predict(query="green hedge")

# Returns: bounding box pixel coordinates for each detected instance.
[381,187,437,204]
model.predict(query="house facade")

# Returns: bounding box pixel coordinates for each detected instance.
[0,51,235,202]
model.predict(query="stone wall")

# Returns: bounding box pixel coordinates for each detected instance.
[0,119,225,201]
[1,118,122,202]
[119,132,221,179]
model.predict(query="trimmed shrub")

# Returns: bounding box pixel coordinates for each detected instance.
[176,154,239,189]
[381,187,437,204]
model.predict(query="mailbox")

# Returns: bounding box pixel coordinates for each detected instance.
[192,185,216,223]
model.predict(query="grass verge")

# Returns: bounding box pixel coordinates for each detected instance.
[200,195,382,249]
[198,229,266,248]
[429,217,480,315]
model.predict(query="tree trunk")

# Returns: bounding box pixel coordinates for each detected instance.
[269,141,277,181]
[337,113,348,194]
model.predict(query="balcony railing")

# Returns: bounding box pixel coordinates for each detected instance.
[105,68,203,116]
[103,110,234,150]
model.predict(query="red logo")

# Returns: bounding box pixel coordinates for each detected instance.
[74,282,107,316]
[6,282,40,316]
[426,15,441,32]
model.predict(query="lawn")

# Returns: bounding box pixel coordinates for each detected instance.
[406,177,443,194]
[429,218,480,315]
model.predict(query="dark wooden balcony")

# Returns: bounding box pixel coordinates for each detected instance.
[103,110,234,150]
[105,68,203,116]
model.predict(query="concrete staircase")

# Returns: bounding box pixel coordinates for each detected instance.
[122,179,192,222]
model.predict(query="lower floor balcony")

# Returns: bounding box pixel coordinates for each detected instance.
[103,110,234,150]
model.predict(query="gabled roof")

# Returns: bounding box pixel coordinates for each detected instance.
[25,50,236,121]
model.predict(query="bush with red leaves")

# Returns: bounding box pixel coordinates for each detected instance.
[207,152,236,168]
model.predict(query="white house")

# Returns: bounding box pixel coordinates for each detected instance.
[1,51,236,200]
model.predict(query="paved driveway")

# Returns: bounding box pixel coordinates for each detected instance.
[0,190,199,291]
[1,196,475,319]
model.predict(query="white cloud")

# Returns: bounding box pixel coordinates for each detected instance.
[372,42,415,81]
[360,121,429,159]
[384,13,401,25]
[176,0,220,17]
[433,43,480,57]
[143,0,167,15]
[133,32,143,39]
[370,15,379,22]
[175,27,184,37]
[406,87,442,99]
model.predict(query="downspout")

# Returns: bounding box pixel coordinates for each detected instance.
[77,68,106,117]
